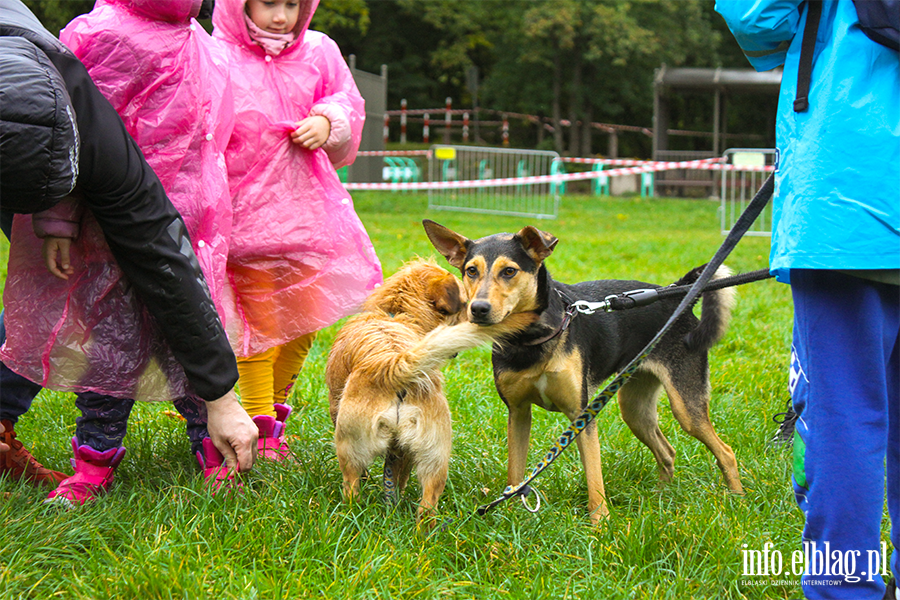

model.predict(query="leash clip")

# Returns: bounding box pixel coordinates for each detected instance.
[571,300,609,315]
[602,288,660,312]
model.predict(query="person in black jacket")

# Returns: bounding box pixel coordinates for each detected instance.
[0,0,257,499]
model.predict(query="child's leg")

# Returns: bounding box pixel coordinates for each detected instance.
[236,346,278,418]
[0,312,41,424]
[172,395,208,456]
[790,270,896,599]
[75,392,135,451]
[172,396,238,490]
[47,392,132,506]
[0,362,41,424]
[272,332,317,406]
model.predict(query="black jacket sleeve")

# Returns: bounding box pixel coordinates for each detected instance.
[45,49,238,401]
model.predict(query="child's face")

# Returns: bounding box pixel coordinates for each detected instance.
[245,0,301,34]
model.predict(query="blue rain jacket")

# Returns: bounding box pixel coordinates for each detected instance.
[715,0,899,283]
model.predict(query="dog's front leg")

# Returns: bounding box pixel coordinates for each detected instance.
[575,420,609,523]
[506,402,533,487]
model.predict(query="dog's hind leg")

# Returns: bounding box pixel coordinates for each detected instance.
[656,359,744,494]
[389,447,413,494]
[396,397,451,527]
[335,435,370,501]
[617,369,677,485]
[334,382,396,502]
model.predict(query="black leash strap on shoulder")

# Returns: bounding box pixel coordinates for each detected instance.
[475,174,775,519]
[795,0,823,112]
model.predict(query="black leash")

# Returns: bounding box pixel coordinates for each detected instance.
[577,268,773,314]
[475,174,775,518]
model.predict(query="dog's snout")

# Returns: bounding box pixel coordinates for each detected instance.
[469,300,492,322]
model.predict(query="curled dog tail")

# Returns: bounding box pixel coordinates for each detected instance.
[679,265,736,352]
[355,313,537,392]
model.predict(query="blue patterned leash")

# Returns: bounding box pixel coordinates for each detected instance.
[476,174,775,517]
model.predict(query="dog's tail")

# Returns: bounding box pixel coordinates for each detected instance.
[679,265,736,352]
[355,313,537,392]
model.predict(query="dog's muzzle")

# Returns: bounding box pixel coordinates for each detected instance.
[469,300,494,324]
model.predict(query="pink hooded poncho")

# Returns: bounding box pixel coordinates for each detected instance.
[0,0,234,401]
[213,0,382,357]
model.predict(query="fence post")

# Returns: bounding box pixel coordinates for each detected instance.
[400,99,407,144]
[444,97,452,144]
[608,130,619,159]
[383,113,389,145]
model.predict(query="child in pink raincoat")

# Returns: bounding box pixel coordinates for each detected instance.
[0,0,242,503]
[212,0,382,459]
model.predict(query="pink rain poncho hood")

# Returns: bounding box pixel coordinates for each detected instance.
[213,0,382,356]
[0,0,234,401]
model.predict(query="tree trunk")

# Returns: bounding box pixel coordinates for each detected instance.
[568,52,582,157]
[551,53,564,154]
[581,103,593,157]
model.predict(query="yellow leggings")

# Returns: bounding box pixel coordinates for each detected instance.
[236,332,317,418]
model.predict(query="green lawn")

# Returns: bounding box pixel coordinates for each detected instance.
[0,192,863,599]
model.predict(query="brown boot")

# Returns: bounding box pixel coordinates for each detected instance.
[0,419,68,488]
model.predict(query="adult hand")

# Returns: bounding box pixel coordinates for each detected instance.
[41,236,74,280]
[290,115,331,150]
[205,389,257,472]
[0,421,9,453]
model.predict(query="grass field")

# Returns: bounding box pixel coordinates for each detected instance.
[0,191,880,599]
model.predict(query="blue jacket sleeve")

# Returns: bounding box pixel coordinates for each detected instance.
[715,0,805,71]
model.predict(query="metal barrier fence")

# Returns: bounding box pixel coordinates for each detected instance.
[719,148,776,236]
[427,145,560,219]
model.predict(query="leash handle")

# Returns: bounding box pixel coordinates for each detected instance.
[476,174,775,518]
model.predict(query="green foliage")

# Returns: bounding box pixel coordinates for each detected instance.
[382,0,751,156]
[0,193,858,600]
[21,0,92,36]
[312,0,370,38]
[17,0,767,155]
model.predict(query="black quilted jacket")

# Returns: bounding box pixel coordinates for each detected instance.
[0,0,238,401]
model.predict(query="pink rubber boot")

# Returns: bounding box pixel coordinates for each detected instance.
[195,437,238,494]
[253,403,292,461]
[45,438,126,507]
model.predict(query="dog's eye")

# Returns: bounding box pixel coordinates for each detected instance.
[465,265,478,278]
[501,267,518,279]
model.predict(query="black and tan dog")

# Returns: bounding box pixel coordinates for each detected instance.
[326,259,535,525]
[423,220,744,522]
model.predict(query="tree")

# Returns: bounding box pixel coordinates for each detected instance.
[310,0,370,40]
[390,0,733,156]
[22,0,92,36]
[21,0,773,157]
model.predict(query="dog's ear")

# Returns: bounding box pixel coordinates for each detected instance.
[426,272,463,316]
[422,220,471,270]
[515,226,558,263]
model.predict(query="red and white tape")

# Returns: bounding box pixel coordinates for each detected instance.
[342,157,772,191]
[357,150,431,157]
[559,156,724,167]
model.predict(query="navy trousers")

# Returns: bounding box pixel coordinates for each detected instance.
[790,270,899,600]
[1,311,208,454]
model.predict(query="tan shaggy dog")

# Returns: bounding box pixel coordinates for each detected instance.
[326,258,534,525]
